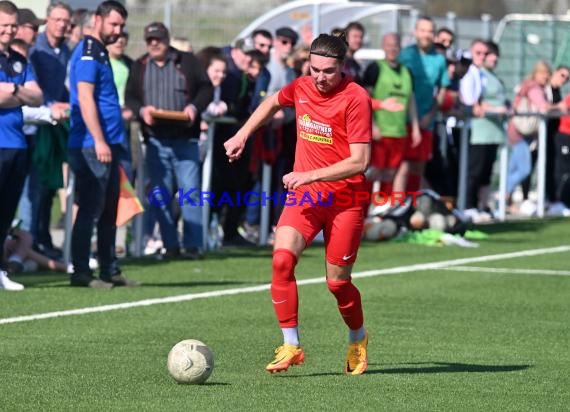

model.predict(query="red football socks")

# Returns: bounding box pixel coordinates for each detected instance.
[327,278,364,330]
[271,249,298,328]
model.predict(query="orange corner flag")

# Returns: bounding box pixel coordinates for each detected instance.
[116,166,144,226]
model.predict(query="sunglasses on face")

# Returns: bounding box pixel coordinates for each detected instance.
[22,23,39,32]
[146,37,164,44]
[278,38,293,46]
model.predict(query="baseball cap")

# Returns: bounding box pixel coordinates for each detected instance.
[275,27,299,46]
[18,8,46,27]
[234,37,255,53]
[144,22,169,41]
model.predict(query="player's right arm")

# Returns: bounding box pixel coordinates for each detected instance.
[224,92,282,162]
[77,81,111,163]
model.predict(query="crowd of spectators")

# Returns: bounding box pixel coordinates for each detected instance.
[1,0,569,290]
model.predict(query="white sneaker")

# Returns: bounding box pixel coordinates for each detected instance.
[67,259,99,273]
[89,258,99,270]
[0,270,24,291]
[547,202,570,217]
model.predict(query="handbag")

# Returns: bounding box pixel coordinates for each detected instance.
[512,96,540,135]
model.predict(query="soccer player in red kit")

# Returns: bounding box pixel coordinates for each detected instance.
[225,32,371,375]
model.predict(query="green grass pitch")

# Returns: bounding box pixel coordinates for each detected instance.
[1,218,569,410]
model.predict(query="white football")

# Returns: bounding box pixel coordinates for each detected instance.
[167,339,214,384]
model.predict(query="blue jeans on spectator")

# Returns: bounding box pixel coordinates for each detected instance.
[245,180,261,226]
[117,124,134,184]
[18,163,39,234]
[68,145,121,278]
[507,139,532,195]
[0,148,29,266]
[146,137,202,251]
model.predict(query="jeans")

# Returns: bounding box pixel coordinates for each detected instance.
[245,180,261,225]
[18,163,39,234]
[507,139,532,195]
[146,137,202,250]
[68,145,121,277]
[0,148,29,266]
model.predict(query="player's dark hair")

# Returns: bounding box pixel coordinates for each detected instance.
[96,0,128,19]
[310,32,347,61]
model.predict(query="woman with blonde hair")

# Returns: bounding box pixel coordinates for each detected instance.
[507,60,565,210]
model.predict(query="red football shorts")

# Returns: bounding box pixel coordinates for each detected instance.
[405,127,433,162]
[277,196,364,266]
[370,136,408,170]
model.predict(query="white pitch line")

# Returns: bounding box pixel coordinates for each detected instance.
[441,266,570,276]
[1,245,569,325]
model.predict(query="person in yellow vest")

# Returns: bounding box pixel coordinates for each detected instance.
[362,33,421,208]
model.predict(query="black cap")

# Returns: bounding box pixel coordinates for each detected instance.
[275,27,298,46]
[144,22,169,41]
[18,8,46,27]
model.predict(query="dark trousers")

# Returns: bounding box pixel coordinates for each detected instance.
[0,148,29,268]
[211,123,252,242]
[68,145,120,278]
[554,132,570,205]
[466,144,499,209]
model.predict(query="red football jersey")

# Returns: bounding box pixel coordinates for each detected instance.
[278,75,372,199]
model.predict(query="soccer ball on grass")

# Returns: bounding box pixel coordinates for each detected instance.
[167,339,214,384]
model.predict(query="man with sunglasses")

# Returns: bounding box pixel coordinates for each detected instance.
[252,29,272,57]
[15,8,44,46]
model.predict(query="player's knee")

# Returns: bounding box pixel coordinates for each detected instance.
[272,249,297,281]
[327,277,351,294]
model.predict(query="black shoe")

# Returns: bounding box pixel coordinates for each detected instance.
[180,247,204,260]
[156,247,180,261]
[6,260,24,275]
[101,273,141,287]
[223,235,257,248]
[70,273,113,289]
[35,243,63,260]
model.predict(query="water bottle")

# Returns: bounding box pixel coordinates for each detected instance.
[208,213,222,250]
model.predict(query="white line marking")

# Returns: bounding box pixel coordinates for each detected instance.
[1,245,569,325]
[441,266,570,276]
